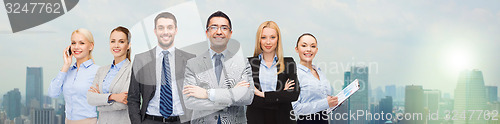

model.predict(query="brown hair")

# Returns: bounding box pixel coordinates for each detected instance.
[155,12,177,28]
[111,26,131,61]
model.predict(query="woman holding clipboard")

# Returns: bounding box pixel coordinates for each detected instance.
[291,33,338,124]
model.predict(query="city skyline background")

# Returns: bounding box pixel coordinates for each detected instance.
[0,0,499,101]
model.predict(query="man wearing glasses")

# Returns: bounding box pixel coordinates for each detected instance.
[182,11,254,124]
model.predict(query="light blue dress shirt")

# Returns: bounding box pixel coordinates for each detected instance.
[146,46,184,116]
[292,64,333,115]
[102,59,126,94]
[48,59,100,120]
[258,53,278,92]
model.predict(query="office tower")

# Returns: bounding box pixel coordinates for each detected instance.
[405,85,425,124]
[385,85,396,100]
[379,96,393,124]
[373,86,384,102]
[349,66,369,124]
[26,67,43,109]
[454,69,487,124]
[331,71,351,124]
[443,92,451,99]
[486,86,498,103]
[30,108,55,124]
[3,88,21,120]
[395,86,405,102]
[424,89,441,124]
[438,96,454,124]
[56,104,65,124]
[43,96,53,108]
[14,117,26,124]
[369,103,379,124]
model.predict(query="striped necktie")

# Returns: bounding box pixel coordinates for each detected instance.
[160,50,173,118]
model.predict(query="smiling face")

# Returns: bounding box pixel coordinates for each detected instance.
[70,33,93,61]
[295,35,318,63]
[109,31,130,60]
[206,17,232,48]
[260,28,278,54]
[154,18,177,49]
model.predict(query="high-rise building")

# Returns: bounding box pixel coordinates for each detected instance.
[454,69,488,124]
[30,108,55,124]
[486,86,498,103]
[385,85,396,100]
[405,85,425,124]
[3,88,21,120]
[331,71,351,124]
[26,67,43,109]
[349,66,369,124]
[55,104,65,124]
[373,86,384,103]
[379,96,393,124]
[438,96,454,124]
[424,89,441,124]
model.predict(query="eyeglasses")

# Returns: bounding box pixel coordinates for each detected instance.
[207,25,231,32]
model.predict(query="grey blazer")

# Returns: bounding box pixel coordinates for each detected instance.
[87,60,132,124]
[183,49,254,124]
[128,47,195,123]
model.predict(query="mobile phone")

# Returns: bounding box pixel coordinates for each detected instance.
[67,47,72,56]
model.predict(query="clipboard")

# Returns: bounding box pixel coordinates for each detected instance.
[327,79,361,113]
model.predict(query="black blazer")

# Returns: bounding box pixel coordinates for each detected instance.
[246,56,300,124]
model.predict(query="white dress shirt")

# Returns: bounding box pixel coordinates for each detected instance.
[146,46,184,116]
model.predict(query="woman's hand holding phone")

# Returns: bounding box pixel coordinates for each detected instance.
[61,45,73,72]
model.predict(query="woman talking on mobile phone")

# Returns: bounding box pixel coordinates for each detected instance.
[86,26,132,124]
[48,28,100,124]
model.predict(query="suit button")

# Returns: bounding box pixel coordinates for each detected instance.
[214,116,218,120]
[276,98,279,101]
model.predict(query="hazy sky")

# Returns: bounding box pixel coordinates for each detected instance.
[1,0,499,99]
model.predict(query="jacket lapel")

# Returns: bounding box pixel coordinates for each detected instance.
[202,51,218,88]
[174,48,186,97]
[252,57,262,90]
[99,65,112,93]
[109,60,130,93]
[147,47,157,99]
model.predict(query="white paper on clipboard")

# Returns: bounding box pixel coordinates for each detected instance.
[327,79,361,113]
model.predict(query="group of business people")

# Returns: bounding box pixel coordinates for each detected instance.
[48,11,340,124]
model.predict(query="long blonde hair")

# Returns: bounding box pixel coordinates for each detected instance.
[253,21,285,74]
[72,28,95,61]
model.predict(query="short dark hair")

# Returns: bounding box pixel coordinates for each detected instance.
[296,33,317,47]
[206,11,232,30]
[154,12,177,28]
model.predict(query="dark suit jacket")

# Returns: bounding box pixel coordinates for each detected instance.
[128,47,195,124]
[246,57,300,124]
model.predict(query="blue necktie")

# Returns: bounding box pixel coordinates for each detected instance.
[214,54,223,124]
[160,51,173,118]
[214,54,223,84]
